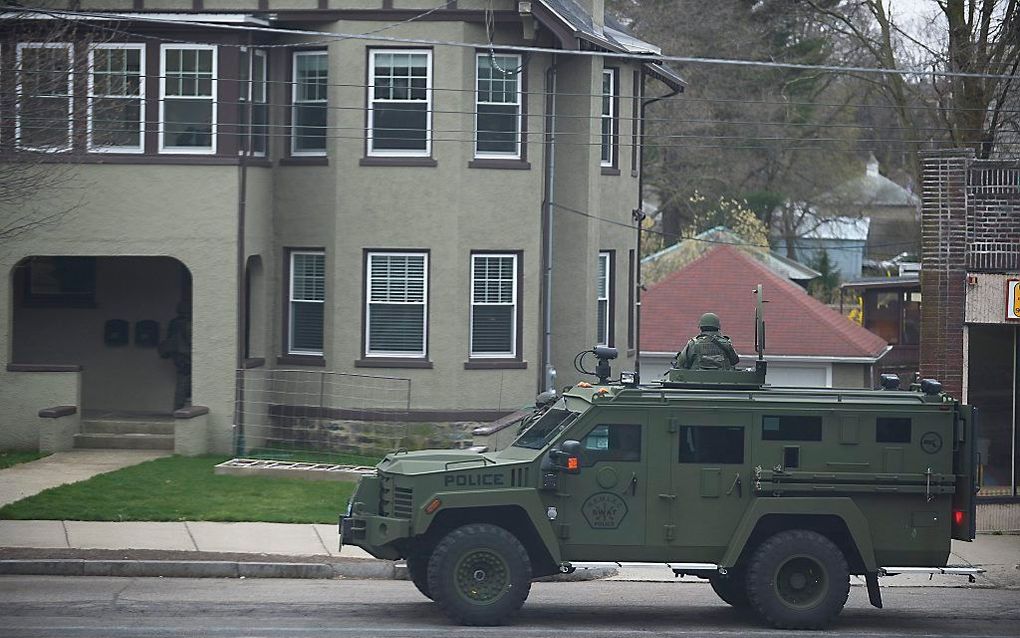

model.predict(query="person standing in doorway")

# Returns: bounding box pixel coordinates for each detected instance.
[159,300,192,410]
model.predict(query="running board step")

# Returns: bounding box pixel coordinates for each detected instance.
[880,565,984,579]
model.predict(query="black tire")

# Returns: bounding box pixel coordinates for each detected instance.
[709,571,749,608]
[426,523,532,626]
[406,551,433,600]
[746,529,850,630]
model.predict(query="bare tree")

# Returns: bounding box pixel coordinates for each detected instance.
[0,6,123,241]
[805,0,1019,171]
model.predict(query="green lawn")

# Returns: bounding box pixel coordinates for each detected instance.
[0,450,49,470]
[0,455,368,524]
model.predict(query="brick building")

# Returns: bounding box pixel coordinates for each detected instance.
[920,150,1020,499]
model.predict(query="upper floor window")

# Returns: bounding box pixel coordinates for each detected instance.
[600,68,617,167]
[596,251,612,346]
[368,49,431,157]
[17,43,73,152]
[240,48,268,156]
[88,44,145,152]
[292,51,327,155]
[160,44,216,154]
[288,250,325,356]
[470,253,518,358]
[475,53,521,158]
[366,252,428,357]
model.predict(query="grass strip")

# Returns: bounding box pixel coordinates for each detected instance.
[0,455,365,524]
[0,450,49,470]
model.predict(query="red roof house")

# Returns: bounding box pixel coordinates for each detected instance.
[641,245,889,387]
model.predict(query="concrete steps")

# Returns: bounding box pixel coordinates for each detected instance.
[75,417,175,451]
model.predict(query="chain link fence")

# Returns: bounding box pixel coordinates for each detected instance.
[233,369,415,464]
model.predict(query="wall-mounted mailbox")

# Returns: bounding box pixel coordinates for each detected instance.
[135,320,159,348]
[104,319,129,346]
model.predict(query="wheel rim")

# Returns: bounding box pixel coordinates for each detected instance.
[454,549,510,605]
[774,555,828,609]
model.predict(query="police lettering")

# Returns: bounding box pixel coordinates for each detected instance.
[444,473,506,487]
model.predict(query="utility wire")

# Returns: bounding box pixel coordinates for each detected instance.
[7,5,1020,81]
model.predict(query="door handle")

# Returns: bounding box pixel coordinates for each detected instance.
[726,472,742,498]
[657,493,677,500]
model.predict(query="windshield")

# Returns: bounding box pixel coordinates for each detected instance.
[512,399,579,449]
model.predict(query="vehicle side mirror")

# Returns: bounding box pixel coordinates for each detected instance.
[548,439,582,474]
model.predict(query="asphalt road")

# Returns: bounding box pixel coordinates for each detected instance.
[1,576,1017,638]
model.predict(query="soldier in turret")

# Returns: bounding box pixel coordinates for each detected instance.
[675,312,740,370]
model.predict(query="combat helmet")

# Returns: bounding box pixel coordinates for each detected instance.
[698,312,721,331]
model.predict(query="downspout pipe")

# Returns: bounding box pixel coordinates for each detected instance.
[635,74,681,382]
[235,41,253,456]
[541,54,559,393]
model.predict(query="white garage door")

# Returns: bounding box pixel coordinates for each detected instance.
[766,364,831,388]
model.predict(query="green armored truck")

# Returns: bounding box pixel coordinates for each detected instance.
[340,292,979,629]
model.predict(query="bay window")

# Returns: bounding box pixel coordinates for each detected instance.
[368,49,431,156]
[160,44,216,153]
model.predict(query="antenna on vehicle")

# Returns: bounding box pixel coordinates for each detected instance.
[754,284,768,375]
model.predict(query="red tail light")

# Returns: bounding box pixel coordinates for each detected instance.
[953,509,965,526]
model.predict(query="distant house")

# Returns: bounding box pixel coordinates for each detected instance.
[772,212,870,281]
[642,227,821,288]
[640,245,890,388]
[839,275,921,384]
[818,153,921,264]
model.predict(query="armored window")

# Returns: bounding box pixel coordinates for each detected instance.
[366,252,428,357]
[288,251,325,355]
[88,44,144,152]
[17,43,73,152]
[470,253,517,357]
[600,68,617,167]
[475,53,521,158]
[160,45,216,153]
[762,415,823,441]
[596,251,612,346]
[368,49,431,156]
[292,51,327,155]
[876,417,911,443]
[581,424,641,465]
[678,426,744,464]
[240,49,268,156]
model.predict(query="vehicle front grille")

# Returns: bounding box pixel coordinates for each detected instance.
[393,487,413,519]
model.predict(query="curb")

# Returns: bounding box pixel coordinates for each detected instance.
[0,559,617,581]
[0,559,395,580]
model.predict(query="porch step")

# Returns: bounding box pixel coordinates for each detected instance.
[74,432,175,450]
[81,419,175,436]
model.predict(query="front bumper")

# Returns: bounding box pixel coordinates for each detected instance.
[339,513,409,560]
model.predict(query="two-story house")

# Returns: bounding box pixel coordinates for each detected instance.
[0,1,683,455]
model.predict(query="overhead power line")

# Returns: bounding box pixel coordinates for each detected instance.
[6,6,1020,81]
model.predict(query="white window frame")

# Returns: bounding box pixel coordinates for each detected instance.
[365,252,429,358]
[159,43,217,155]
[291,50,328,157]
[600,68,616,168]
[16,42,74,153]
[87,43,145,153]
[470,253,518,358]
[367,49,432,158]
[288,250,325,356]
[597,251,611,346]
[474,52,522,159]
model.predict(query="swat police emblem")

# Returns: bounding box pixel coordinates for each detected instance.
[581,492,628,529]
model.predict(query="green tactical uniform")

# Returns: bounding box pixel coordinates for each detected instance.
[159,302,192,410]
[675,312,740,370]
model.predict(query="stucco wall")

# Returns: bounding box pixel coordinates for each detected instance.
[965,273,1020,324]
[832,362,870,388]
[0,369,80,450]
[0,164,240,452]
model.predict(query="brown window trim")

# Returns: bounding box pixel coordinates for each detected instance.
[277,354,325,367]
[631,68,641,178]
[359,156,438,167]
[243,357,266,369]
[469,159,531,170]
[279,156,328,166]
[601,167,621,176]
[355,358,434,369]
[464,360,528,370]
[7,363,82,372]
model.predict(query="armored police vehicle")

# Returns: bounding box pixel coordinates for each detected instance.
[341,289,979,629]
